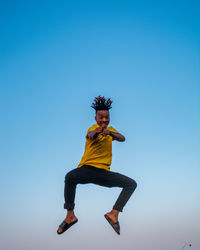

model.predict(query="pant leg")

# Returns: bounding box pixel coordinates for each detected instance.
[111,172,137,212]
[64,165,103,210]
[91,170,137,212]
[64,166,137,212]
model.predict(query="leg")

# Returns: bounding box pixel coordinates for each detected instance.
[64,166,99,210]
[63,168,81,211]
[93,170,137,213]
[93,170,137,224]
[58,167,91,234]
[111,173,137,212]
[58,166,104,234]
[105,173,136,224]
[94,170,137,235]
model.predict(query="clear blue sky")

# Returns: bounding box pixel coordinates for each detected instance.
[0,1,199,250]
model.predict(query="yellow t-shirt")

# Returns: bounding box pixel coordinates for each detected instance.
[78,124,119,171]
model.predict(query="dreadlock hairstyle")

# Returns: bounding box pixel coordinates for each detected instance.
[91,95,113,112]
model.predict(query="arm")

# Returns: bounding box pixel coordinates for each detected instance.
[87,126,103,139]
[110,131,125,142]
[101,129,125,142]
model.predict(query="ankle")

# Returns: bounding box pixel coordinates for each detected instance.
[67,210,75,218]
[111,209,119,216]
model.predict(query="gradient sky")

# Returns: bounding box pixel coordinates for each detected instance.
[0,1,200,250]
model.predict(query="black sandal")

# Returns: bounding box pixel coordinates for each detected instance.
[57,219,78,235]
[104,214,120,235]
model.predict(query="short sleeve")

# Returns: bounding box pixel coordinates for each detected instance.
[107,126,119,133]
[107,126,119,140]
[86,124,99,138]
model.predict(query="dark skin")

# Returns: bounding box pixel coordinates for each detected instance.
[57,110,125,233]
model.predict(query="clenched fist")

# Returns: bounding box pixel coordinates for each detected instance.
[100,128,111,136]
[95,126,103,134]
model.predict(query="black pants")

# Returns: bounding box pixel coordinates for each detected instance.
[64,165,137,212]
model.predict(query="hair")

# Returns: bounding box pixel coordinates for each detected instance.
[91,95,113,111]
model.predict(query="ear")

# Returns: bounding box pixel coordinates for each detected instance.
[95,111,98,122]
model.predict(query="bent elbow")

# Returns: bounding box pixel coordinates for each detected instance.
[121,136,125,142]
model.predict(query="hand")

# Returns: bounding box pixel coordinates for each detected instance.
[100,128,110,136]
[95,126,103,134]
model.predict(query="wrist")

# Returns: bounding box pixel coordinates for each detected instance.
[95,129,100,134]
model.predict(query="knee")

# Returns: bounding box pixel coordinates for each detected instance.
[65,169,76,183]
[132,179,137,190]
[128,178,137,191]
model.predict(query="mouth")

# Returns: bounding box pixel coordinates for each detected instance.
[101,123,108,128]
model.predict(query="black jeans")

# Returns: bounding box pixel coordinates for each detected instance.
[64,165,137,212]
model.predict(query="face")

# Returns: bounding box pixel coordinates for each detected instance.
[95,110,110,128]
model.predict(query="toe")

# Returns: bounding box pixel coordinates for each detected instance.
[57,227,63,234]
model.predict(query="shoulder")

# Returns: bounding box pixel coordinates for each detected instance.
[87,124,99,132]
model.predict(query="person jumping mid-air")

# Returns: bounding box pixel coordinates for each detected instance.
[57,95,137,235]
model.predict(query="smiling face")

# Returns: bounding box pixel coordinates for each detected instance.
[95,110,110,128]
